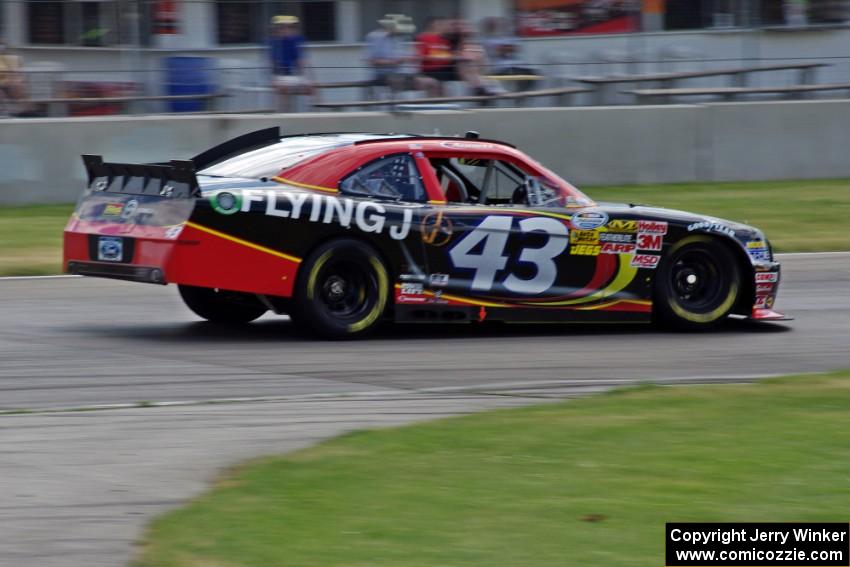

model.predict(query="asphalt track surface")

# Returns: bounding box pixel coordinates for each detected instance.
[1,252,848,566]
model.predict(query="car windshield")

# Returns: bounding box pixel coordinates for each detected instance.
[526,176,594,208]
[198,134,384,179]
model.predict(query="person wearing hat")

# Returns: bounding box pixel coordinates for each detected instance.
[365,14,438,96]
[268,15,314,111]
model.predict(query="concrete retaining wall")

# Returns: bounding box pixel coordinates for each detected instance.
[1,100,849,205]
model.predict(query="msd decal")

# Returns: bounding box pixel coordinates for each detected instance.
[631,254,660,269]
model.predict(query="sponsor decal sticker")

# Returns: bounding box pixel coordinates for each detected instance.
[399,273,426,282]
[120,199,139,221]
[637,220,667,235]
[421,210,453,247]
[570,244,601,256]
[600,242,636,255]
[747,240,768,249]
[599,232,634,243]
[607,219,638,232]
[212,190,414,241]
[164,225,183,240]
[429,273,450,287]
[103,202,124,217]
[97,236,123,262]
[398,282,429,303]
[209,191,242,215]
[756,272,778,283]
[569,229,599,244]
[572,211,609,230]
[631,254,660,269]
[440,141,495,150]
[756,283,775,293]
[636,232,664,251]
[688,220,736,238]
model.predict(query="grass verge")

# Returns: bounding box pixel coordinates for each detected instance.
[0,204,73,276]
[135,370,850,567]
[1,179,848,276]
[587,178,850,252]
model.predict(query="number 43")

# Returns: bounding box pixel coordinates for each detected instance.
[448,216,568,294]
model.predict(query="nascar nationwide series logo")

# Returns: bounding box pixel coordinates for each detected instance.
[209,190,413,240]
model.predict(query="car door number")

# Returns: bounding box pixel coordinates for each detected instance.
[448,216,568,294]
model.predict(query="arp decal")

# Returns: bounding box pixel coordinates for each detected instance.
[600,242,636,255]
[571,211,609,230]
[631,254,660,269]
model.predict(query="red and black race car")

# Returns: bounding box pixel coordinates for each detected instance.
[64,128,787,338]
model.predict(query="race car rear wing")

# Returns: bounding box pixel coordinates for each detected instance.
[81,154,201,199]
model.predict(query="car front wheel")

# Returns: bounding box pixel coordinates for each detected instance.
[654,236,741,330]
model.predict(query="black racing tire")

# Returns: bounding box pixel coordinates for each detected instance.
[654,236,741,330]
[289,239,390,339]
[178,285,267,324]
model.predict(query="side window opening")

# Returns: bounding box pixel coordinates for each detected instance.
[340,154,427,202]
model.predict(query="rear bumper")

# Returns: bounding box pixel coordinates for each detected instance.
[66,261,167,284]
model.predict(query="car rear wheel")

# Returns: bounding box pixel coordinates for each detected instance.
[290,239,389,339]
[178,285,267,324]
[654,236,741,330]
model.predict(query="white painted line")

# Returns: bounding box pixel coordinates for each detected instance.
[776,251,850,258]
[0,275,80,281]
[1,372,807,416]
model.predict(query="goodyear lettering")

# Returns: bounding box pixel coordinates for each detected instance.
[600,242,636,255]
[569,230,599,244]
[637,220,668,235]
[570,244,601,256]
[607,219,637,232]
[688,220,736,238]
[229,189,412,240]
[637,233,663,251]
[631,254,660,269]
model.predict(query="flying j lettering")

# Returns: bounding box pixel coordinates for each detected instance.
[219,189,412,240]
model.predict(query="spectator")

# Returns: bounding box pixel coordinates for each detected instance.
[268,15,315,112]
[365,14,438,97]
[0,38,32,116]
[443,19,499,96]
[480,17,536,77]
[416,18,455,94]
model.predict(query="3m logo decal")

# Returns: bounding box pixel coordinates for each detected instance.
[637,233,663,251]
